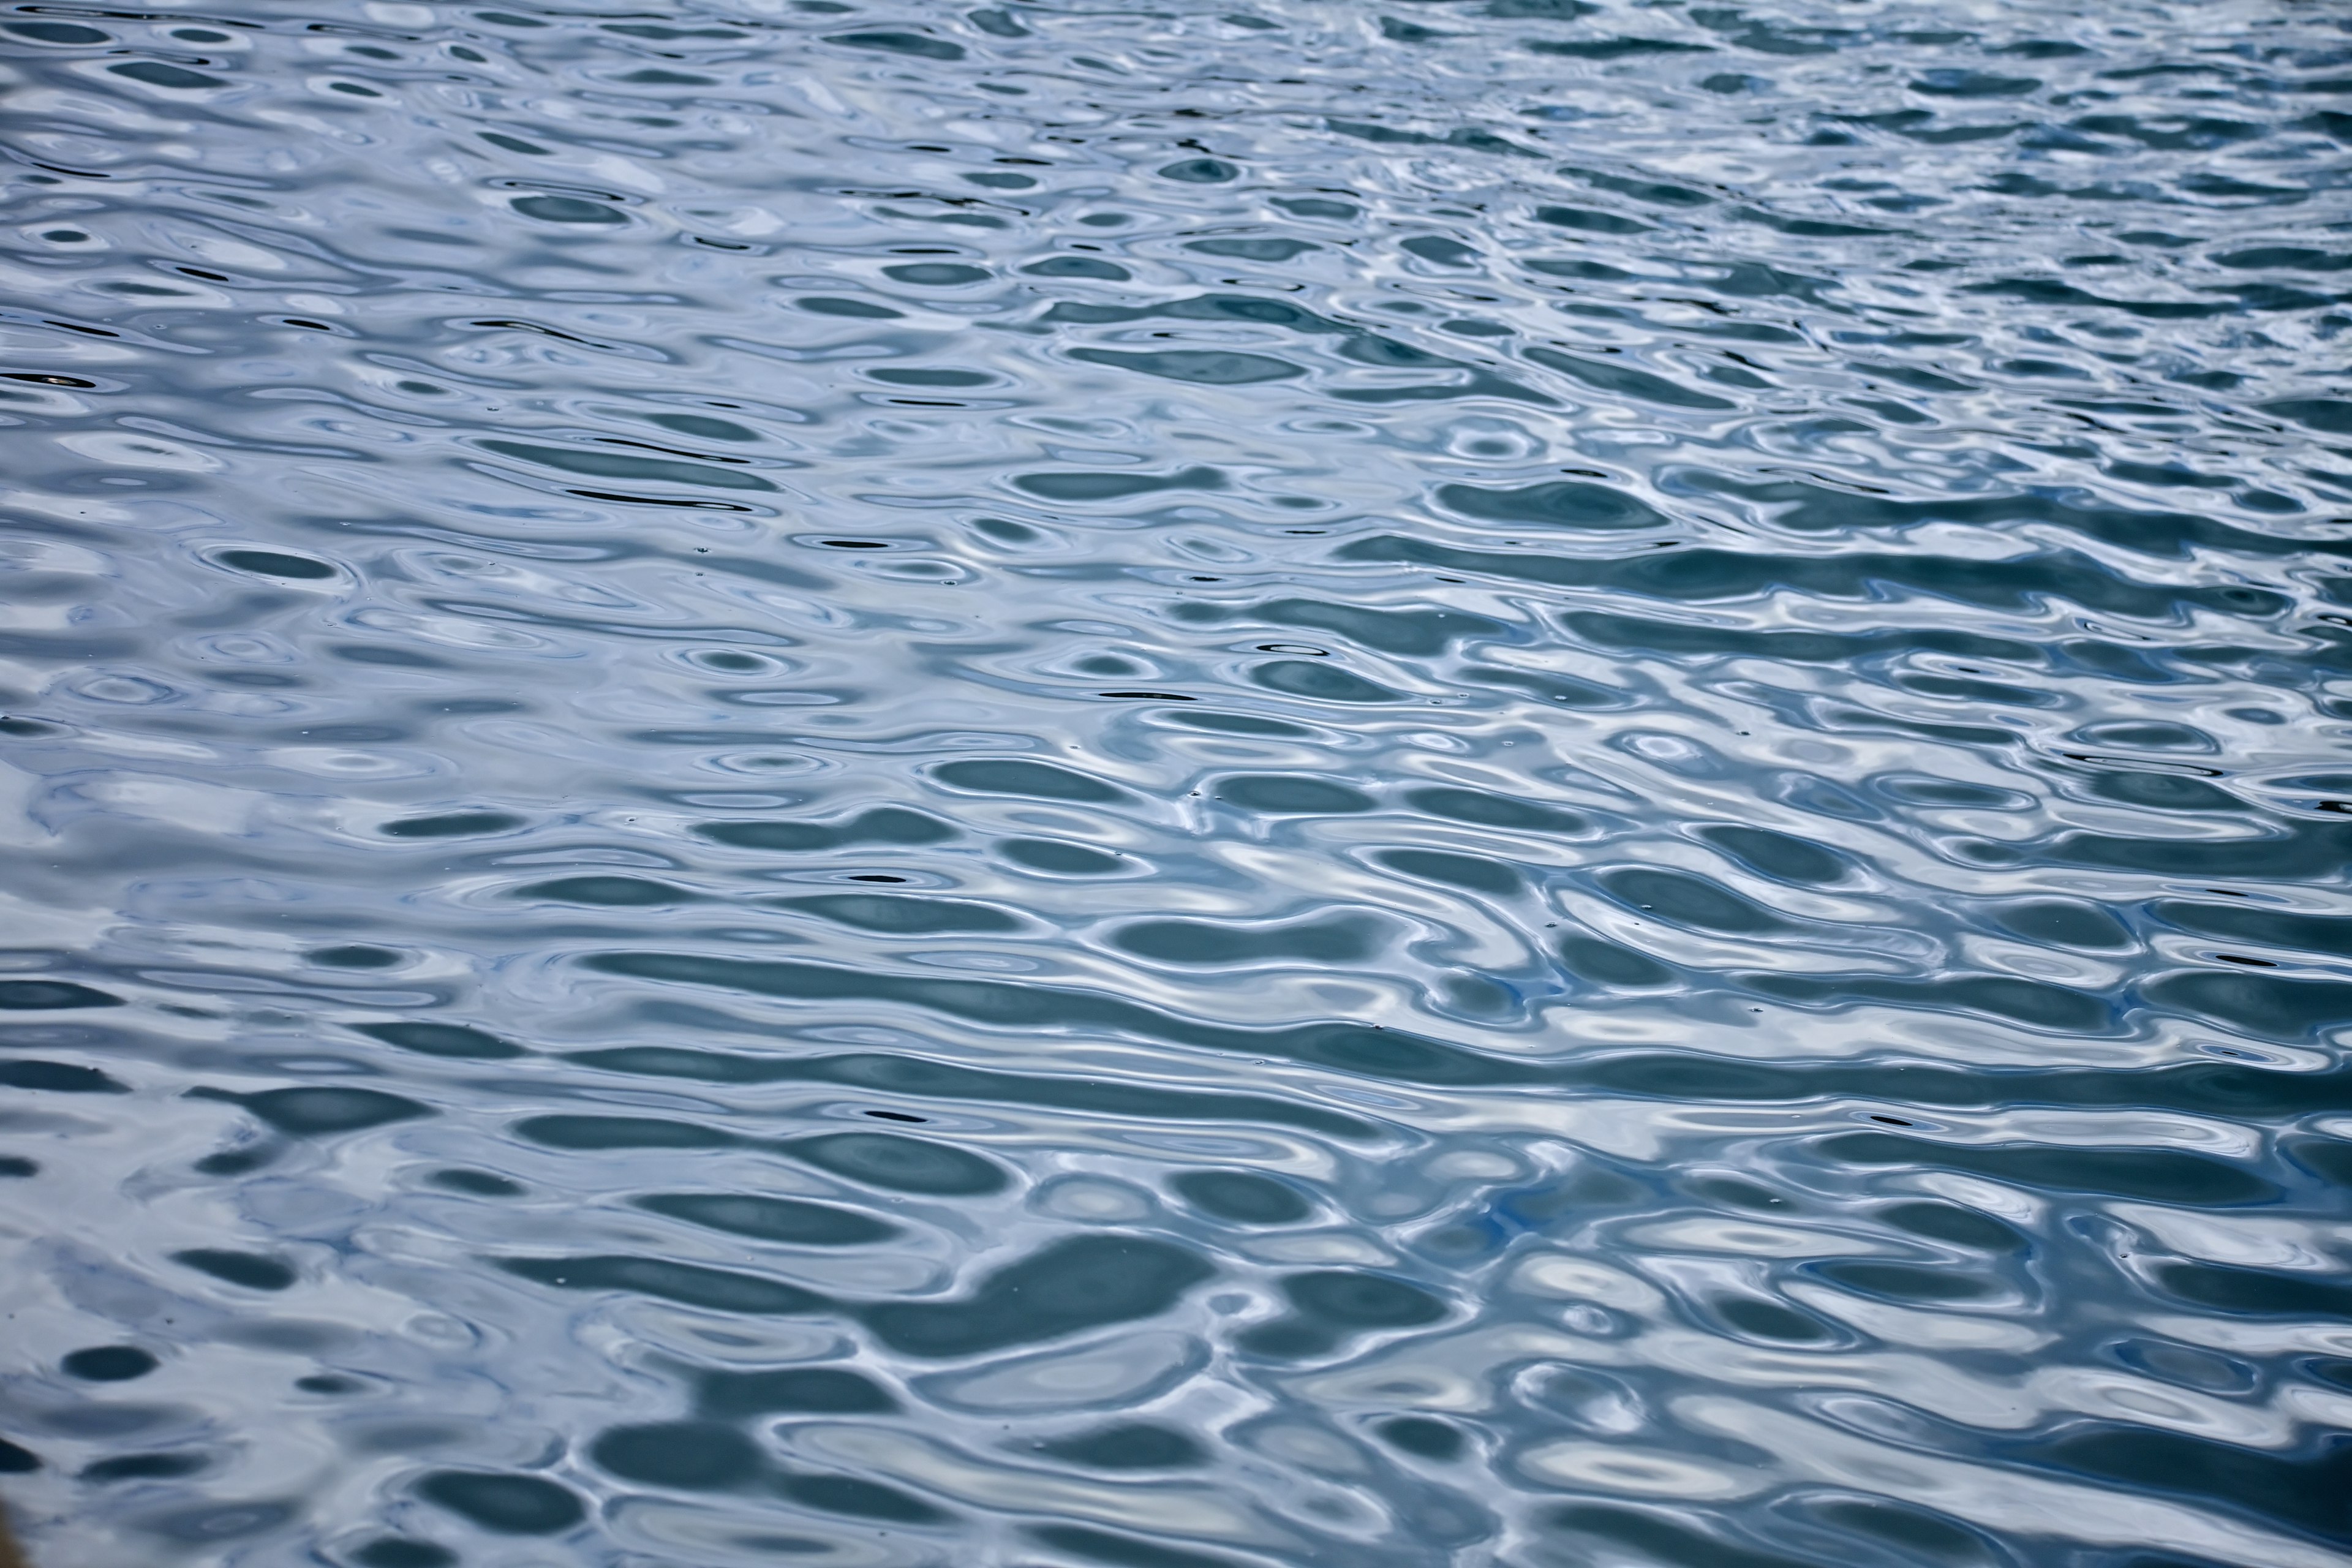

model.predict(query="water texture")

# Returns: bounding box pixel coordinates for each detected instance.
[1,0,2350,1562]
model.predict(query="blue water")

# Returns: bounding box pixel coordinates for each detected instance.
[2,1,2351,1563]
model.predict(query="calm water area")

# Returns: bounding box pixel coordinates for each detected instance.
[2,0,2351,1563]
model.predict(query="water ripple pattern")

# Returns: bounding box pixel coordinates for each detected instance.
[2,0,2350,1563]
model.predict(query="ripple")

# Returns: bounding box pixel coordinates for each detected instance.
[3,0,2350,1562]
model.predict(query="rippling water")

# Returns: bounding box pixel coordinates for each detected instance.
[4,0,2351,1562]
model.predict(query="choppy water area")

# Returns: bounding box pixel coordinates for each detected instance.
[4,0,2352,1561]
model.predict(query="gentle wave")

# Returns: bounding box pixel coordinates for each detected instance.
[1,0,2349,1564]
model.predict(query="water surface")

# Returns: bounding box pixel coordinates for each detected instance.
[2,0,2351,1564]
